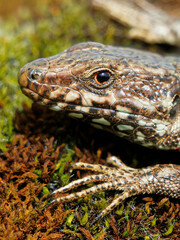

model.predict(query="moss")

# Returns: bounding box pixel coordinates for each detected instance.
[1,106,180,237]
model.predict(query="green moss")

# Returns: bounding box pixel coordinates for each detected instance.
[42,186,50,195]
[79,205,89,226]
[53,147,75,186]
[66,213,75,227]
[164,221,174,236]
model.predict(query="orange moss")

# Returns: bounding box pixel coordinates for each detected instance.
[0,103,179,239]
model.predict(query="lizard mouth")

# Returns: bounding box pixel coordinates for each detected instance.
[21,86,147,120]
[21,86,170,142]
[21,86,128,117]
[21,86,173,149]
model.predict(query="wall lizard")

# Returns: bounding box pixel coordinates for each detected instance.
[18,42,180,220]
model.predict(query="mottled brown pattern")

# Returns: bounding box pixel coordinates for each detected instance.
[19,42,180,149]
[18,42,180,220]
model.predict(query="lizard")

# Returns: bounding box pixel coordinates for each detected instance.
[18,41,180,220]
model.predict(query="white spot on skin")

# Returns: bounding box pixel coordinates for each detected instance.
[116,112,129,120]
[152,119,163,124]
[49,87,66,100]
[136,136,145,142]
[79,106,90,113]
[92,118,111,126]
[57,102,68,110]
[171,115,180,133]
[90,123,104,130]
[157,166,173,178]
[99,108,115,116]
[116,132,129,137]
[117,125,133,131]
[136,131,145,142]
[156,123,166,131]
[161,96,173,108]
[136,131,145,137]
[65,90,81,102]
[68,113,84,118]
[158,145,171,150]
[80,89,116,107]
[146,122,154,127]
[131,65,166,76]
[133,96,156,113]
[151,120,169,136]
[152,119,169,127]
[116,105,132,113]
[73,105,82,111]
[138,120,147,127]
[156,129,166,137]
[50,105,62,111]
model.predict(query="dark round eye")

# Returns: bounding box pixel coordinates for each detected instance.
[94,71,111,85]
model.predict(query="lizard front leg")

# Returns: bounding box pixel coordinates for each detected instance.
[49,157,180,221]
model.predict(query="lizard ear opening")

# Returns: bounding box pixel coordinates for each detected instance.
[170,94,179,121]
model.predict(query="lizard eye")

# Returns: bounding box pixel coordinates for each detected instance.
[94,71,111,85]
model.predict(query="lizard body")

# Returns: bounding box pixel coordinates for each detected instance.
[19,42,180,219]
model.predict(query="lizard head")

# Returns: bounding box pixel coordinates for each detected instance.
[19,42,180,150]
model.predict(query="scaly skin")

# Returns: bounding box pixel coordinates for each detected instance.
[18,42,180,220]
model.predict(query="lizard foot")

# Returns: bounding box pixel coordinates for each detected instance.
[49,156,180,220]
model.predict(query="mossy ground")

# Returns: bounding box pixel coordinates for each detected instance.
[0,0,179,239]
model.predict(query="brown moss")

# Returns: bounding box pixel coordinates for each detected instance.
[0,103,179,239]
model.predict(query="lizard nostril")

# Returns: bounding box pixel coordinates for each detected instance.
[30,70,41,81]
[170,95,179,121]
